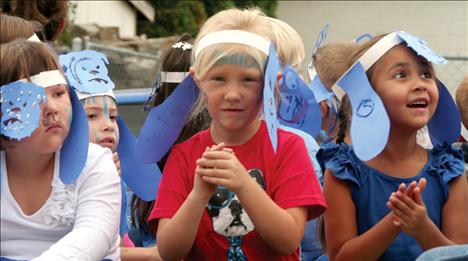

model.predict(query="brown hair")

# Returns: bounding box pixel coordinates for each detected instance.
[1,39,61,85]
[131,34,211,237]
[1,39,62,148]
[456,75,468,129]
[313,41,360,90]
[1,0,69,41]
[0,14,44,44]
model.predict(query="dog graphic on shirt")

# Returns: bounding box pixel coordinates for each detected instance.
[207,168,266,237]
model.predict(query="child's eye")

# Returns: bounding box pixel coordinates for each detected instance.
[87,114,97,119]
[394,71,406,79]
[55,91,66,97]
[110,115,118,121]
[212,76,225,82]
[421,71,433,79]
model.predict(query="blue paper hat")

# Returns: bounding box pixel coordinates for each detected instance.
[306,24,340,141]
[60,50,161,198]
[278,65,321,137]
[136,75,199,163]
[0,71,89,184]
[331,31,460,160]
[59,50,115,95]
[117,116,161,201]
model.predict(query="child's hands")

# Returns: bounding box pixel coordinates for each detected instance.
[191,145,224,201]
[195,143,251,194]
[387,178,431,237]
[113,152,121,177]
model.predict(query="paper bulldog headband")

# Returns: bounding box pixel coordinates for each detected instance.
[136,30,282,164]
[330,31,460,161]
[0,70,89,184]
[60,50,161,201]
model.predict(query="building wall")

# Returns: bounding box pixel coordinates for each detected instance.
[276,1,468,93]
[71,0,137,38]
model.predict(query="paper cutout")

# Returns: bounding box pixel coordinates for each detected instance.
[59,50,115,94]
[427,80,460,145]
[136,75,199,163]
[263,44,281,153]
[278,66,322,138]
[172,42,193,50]
[59,89,90,184]
[354,33,372,43]
[117,116,161,201]
[397,31,447,65]
[0,81,46,140]
[337,62,390,161]
[311,24,329,58]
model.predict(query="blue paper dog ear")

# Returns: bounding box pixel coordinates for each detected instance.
[427,80,460,145]
[136,75,198,164]
[0,81,46,140]
[336,62,390,161]
[59,88,90,184]
[278,66,322,138]
[117,116,161,201]
[59,50,115,94]
[263,44,281,153]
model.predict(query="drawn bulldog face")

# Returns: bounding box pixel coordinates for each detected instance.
[60,50,115,94]
[0,82,46,140]
[208,169,265,237]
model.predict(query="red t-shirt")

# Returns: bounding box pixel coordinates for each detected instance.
[149,121,326,260]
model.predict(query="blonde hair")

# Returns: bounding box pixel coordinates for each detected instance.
[188,7,274,123]
[191,7,273,79]
[456,75,468,129]
[0,14,43,44]
[267,17,305,68]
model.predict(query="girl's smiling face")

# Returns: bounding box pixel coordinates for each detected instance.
[370,45,439,132]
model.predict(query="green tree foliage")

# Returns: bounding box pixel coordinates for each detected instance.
[139,0,277,38]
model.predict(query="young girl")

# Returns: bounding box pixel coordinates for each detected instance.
[148,8,326,260]
[0,40,121,260]
[59,49,162,260]
[130,33,209,248]
[321,33,468,260]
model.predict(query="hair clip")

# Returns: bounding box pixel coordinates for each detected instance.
[171,42,193,51]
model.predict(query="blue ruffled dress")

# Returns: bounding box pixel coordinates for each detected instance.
[319,143,464,261]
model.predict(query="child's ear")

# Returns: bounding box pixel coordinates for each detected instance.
[189,67,201,89]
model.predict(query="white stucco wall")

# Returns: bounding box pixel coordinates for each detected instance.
[71,0,137,38]
[277,1,468,93]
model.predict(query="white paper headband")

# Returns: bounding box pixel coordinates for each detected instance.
[194,30,270,59]
[27,33,41,42]
[331,32,403,101]
[160,72,188,83]
[21,70,67,88]
[76,89,116,101]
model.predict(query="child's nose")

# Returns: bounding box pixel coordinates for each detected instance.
[224,84,242,101]
[102,118,115,132]
[43,99,59,117]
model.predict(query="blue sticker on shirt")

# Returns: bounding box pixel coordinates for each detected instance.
[0,81,46,140]
[278,66,321,137]
[397,31,447,65]
[263,44,280,153]
[59,50,115,94]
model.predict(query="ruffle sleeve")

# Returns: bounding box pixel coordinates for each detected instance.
[317,143,363,186]
[427,143,465,194]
